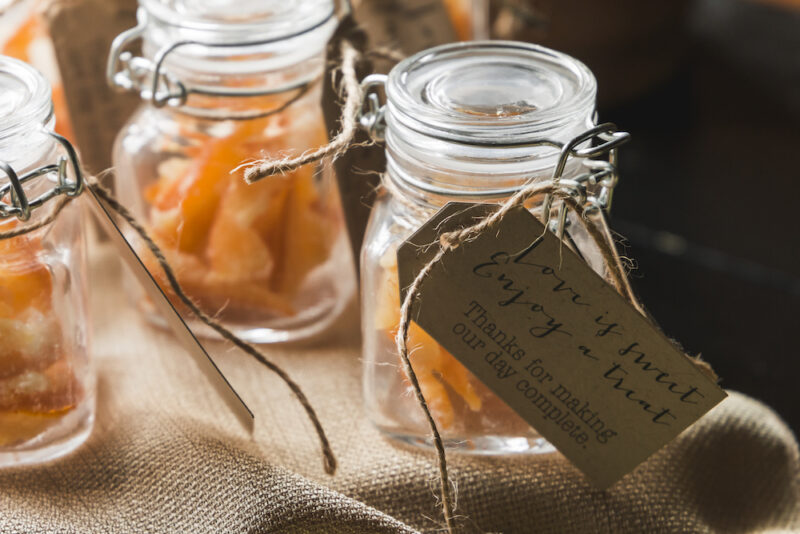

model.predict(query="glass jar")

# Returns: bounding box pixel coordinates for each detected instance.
[110,0,354,343]
[361,41,609,454]
[0,55,92,466]
[0,0,74,139]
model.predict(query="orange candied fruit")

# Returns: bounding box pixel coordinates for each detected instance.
[374,249,482,430]
[142,109,340,319]
[0,225,79,446]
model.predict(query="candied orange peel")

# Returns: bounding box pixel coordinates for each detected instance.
[142,107,340,318]
[375,249,482,429]
[0,223,79,446]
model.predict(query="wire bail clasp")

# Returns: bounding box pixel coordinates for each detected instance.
[0,132,84,221]
[543,122,630,238]
[358,74,388,142]
[107,7,337,109]
[106,8,188,108]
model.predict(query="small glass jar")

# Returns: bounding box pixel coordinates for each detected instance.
[361,41,609,454]
[110,0,354,343]
[0,0,74,139]
[0,55,92,466]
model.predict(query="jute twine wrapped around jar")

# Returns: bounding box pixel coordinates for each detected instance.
[243,32,719,534]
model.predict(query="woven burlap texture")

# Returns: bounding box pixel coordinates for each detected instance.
[1,245,798,533]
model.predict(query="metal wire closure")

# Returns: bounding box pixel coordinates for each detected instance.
[106,7,336,108]
[359,74,388,142]
[0,132,84,221]
[358,77,630,236]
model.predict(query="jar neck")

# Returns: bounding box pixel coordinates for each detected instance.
[137,4,335,118]
[146,52,328,120]
[382,41,597,208]
[0,120,57,173]
[385,114,596,211]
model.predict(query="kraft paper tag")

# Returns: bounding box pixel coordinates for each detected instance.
[397,202,727,488]
[84,189,255,433]
[323,6,384,271]
[44,0,140,175]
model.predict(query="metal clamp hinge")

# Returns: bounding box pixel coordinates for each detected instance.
[0,132,83,221]
[107,7,337,108]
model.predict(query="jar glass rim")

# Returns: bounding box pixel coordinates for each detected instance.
[386,41,597,145]
[0,56,52,142]
[140,0,335,45]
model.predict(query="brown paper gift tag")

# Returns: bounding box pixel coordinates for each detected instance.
[398,203,727,488]
[354,0,457,55]
[323,8,384,271]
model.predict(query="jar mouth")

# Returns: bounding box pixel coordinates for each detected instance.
[386,41,596,146]
[0,56,52,143]
[139,0,336,92]
[139,0,335,51]
[141,0,335,44]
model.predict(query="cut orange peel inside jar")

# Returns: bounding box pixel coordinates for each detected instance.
[375,249,482,430]
[0,223,80,447]
[142,109,340,319]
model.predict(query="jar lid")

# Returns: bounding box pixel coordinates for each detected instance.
[136,0,336,87]
[0,55,52,143]
[386,41,596,146]
[141,0,335,48]
[0,56,53,167]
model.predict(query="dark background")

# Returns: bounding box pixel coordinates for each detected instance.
[597,0,799,433]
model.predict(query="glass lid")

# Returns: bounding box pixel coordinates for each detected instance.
[386,41,596,145]
[0,55,51,143]
[141,0,335,45]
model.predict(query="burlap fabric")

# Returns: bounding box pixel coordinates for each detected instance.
[0,243,798,533]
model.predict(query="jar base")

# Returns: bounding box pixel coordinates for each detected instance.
[380,427,556,455]
[0,399,95,468]
[140,282,352,344]
[130,236,356,344]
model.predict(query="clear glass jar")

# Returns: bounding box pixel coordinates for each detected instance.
[0,0,74,139]
[362,41,608,454]
[111,0,354,343]
[0,55,92,466]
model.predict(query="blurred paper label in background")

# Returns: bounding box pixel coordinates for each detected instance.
[42,0,139,175]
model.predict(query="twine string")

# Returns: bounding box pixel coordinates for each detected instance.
[0,181,337,475]
[0,196,71,240]
[243,40,363,184]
